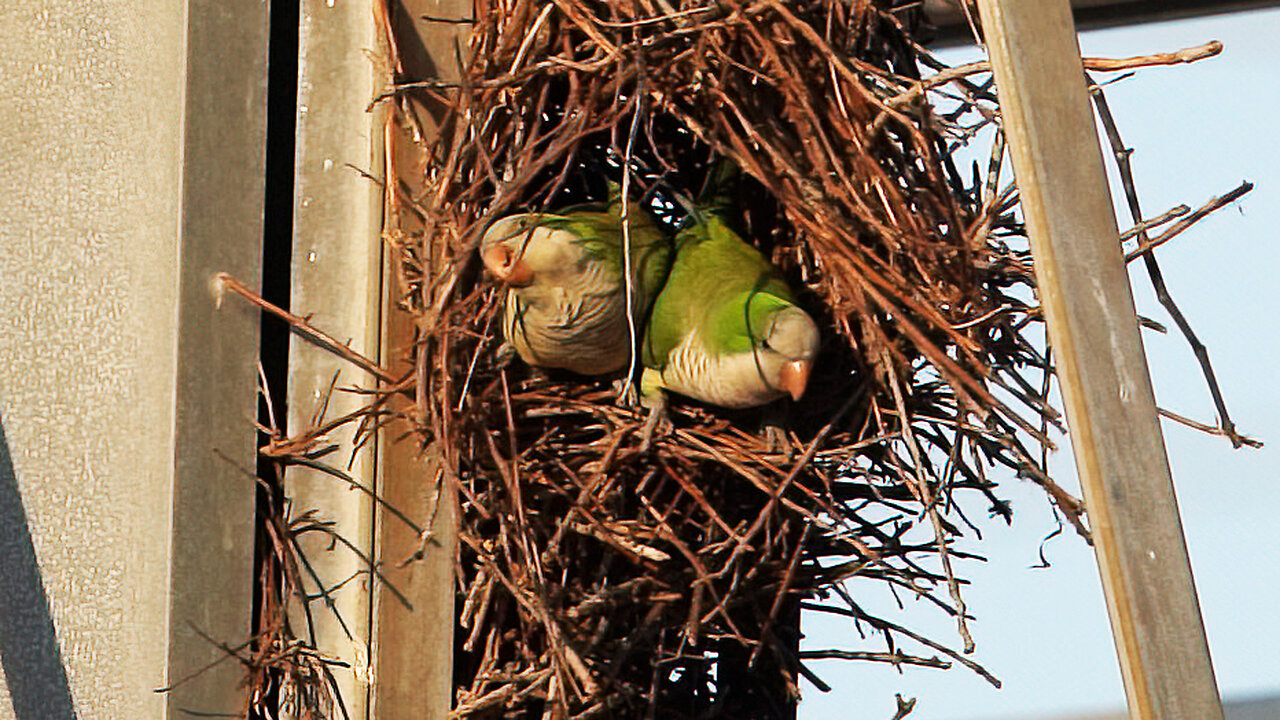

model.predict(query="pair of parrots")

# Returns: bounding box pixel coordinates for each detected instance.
[480,175,819,426]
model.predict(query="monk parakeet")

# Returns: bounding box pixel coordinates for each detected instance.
[640,196,819,426]
[481,187,672,376]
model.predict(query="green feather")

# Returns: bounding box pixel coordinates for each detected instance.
[542,184,669,278]
[639,174,819,410]
[643,213,792,369]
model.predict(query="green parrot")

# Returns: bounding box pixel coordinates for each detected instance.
[481,186,672,376]
[640,194,820,426]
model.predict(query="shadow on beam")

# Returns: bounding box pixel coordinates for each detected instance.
[925,0,1280,46]
[0,413,78,719]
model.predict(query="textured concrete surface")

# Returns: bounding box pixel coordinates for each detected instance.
[0,1,265,717]
[0,3,185,717]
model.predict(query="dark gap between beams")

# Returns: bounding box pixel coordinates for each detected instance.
[251,0,299,716]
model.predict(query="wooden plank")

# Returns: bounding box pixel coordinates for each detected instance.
[974,2,1225,718]
[369,3,470,719]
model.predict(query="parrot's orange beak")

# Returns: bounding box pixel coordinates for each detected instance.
[482,244,534,287]
[778,359,812,402]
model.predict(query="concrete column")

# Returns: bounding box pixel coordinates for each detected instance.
[0,0,267,717]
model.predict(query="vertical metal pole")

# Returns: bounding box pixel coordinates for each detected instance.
[168,0,270,712]
[286,0,386,715]
[975,2,1225,718]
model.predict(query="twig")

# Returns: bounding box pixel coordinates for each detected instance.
[1159,407,1262,448]
[889,40,1223,107]
[1124,182,1253,262]
[1088,78,1253,448]
[1119,204,1189,243]
[216,273,398,384]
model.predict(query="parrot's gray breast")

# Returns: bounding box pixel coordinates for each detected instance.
[504,263,635,375]
[660,330,784,408]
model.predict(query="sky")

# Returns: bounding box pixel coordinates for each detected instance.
[799,8,1280,720]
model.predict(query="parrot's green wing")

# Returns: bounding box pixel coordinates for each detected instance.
[539,183,671,293]
[637,161,818,438]
[642,211,790,369]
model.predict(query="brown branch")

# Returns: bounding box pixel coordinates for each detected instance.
[215,273,398,384]
[1159,407,1263,448]
[1119,203,1189,242]
[1124,182,1253,262]
[890,40,1223,107]
[1088,78,1253,449]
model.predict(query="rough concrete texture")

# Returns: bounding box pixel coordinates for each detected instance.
[0,1,265,718]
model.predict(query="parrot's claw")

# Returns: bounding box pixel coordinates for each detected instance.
[612,378,640,409]
[494,341,516,367]
[637,369,670,452]
[638,407,671,453]
[637,387,670,453]
[762,406,796,460]
[763,424,795,461]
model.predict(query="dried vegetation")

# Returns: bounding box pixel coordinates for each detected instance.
[202,1,1256,718]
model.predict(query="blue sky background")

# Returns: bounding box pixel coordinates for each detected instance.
[799,8,1280,719]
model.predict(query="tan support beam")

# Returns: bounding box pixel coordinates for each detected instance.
[283,1,468,717]
[370,3,470,719]
[975,1,1225,718]
[286,0,387,715]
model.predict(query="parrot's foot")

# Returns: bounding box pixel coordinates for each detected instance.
[637,388,670,453]
[637,369,669,452]
[612,378,640,408]
[494,341,516,367]
[762,424,795,461]
[638,407,671,453]
[762,406,796,460]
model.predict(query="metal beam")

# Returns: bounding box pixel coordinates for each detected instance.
[286,0,387,714]
[928,0,1280,44]
[168,0,269,713]
[976,1,1224,718]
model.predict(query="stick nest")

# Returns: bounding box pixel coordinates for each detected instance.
[380,2,1069,717]
[229,1,1251,719]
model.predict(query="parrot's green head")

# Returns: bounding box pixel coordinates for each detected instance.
[740,293,821,402]
[480,214,586,288]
